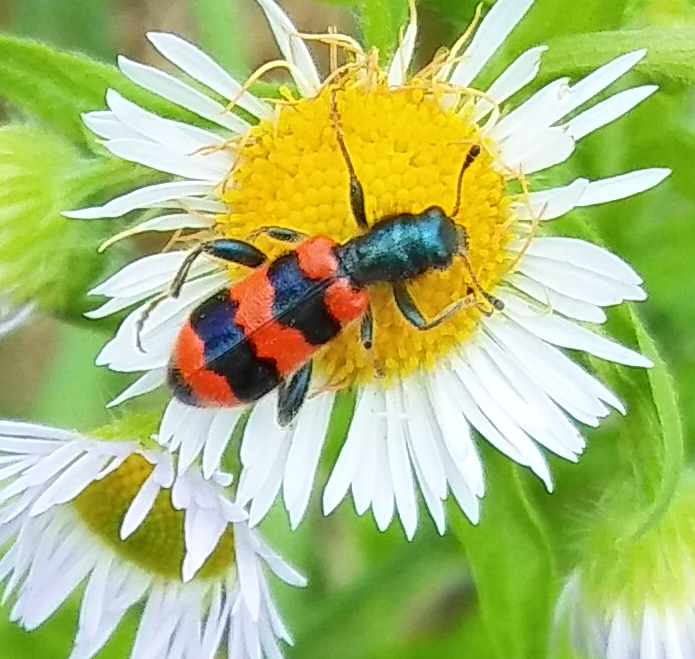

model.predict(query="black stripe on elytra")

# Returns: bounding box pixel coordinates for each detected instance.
[267,253,341,345]
[167,363,201,406]
[187,288,281,403]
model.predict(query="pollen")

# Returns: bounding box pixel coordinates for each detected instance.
[73,455,234,581]
[219,75,511,385]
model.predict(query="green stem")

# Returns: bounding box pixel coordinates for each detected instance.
[630,308,685,537]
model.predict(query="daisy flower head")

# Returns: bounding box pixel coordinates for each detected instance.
[555,475,695,659]
[0,419,305,659]
[69,0,668,538]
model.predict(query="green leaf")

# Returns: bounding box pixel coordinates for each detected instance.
[0,35,209,149]
[541,26,695,85]
[357,0,409,57]
[8,0,116,60]
[450,449,558,659]
[630,308,685,536]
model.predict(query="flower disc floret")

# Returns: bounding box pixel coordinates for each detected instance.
[74,454,234,580]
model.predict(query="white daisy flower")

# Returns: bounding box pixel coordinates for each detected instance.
[0,420,306,659]
[559,573,695,659]
[555,475,695,659]
[68,0,667,538]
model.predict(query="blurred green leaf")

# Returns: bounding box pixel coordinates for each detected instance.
[358,0,409,57]
[451,450,558,659]
[542,26,695,84]
[8,0,116,60]
[0,35,211,149]
[189,0,248,78]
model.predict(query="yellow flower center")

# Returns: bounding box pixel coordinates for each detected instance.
[74,455,234,581]
[219,78,511,385]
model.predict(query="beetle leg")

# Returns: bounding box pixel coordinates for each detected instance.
[170,239,267,297]
[360,305,373,350]
[247,226,308,244]
[277,361,313,427]
[393,282,472,330]
[329,88,369,231]
[135,239,267,354]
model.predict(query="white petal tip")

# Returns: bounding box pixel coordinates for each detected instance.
[321,495,340,516]
[289,512,303,530]
[62,209,92,219]
[403,524,416,541]
[120,526,135,541]
[652,167,672,182]
[28,501,50,517]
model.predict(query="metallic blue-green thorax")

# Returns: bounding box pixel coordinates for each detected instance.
[336,206,460,287]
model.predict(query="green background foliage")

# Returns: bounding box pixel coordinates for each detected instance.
[0,0,693,657]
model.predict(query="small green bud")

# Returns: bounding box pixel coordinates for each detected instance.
[0,124,157,326]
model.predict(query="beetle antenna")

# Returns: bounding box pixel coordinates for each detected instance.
[451,143,481,218]
[134,246,204,353]
[330,88,369,231]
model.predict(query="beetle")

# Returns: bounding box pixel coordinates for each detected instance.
[163,90,503,426]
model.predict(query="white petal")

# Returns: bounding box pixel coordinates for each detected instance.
[106,89,227,156]
[518,256,644,306]
[509,273,607,323]
[182,504,227,582]
[178,409,218,474]
[506,126,575,174]
[30,452,111,515]
[90,251,216,298]
[473,46,547,122]
[323,387,375,515]
[452,359,552,491]
[371,432,395,531]
[384,387,418,540]
[524,237,643,285]
[108,369,167,407]
[484,314,622,418]
[562,49,646,118]
[387,5,417,87]
[83,111,140,140]
[203,409,244,479]
[104,138,224,180]
[567,85,657,140]
[118,56,251,134]
[282,392,334,528]
[500,293,651,367]
[147,32,273,120]
[579,168,670,207]
[450,0,535,87]
[402,379,447,499]
[492,78,570,143]
[120,470,162,539]
[65,180,214,219]
[0,421,83,444]
[512,178,588,221]
[255,0,321,97]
